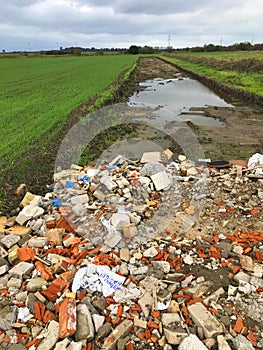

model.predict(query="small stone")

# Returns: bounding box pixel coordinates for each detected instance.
[28,237,47,248]
[1,234,20,249]
[232,334,255,350]
[138,292,154,318]
[16,205,44,226]
[119,248,130,262]
[217,335,232,350]
[37,320,59,350]
[97,322,112,340]
[162,313,181,327]
[151,261,170,273]
[93,297,106,311]
[232,245,243,255]
[178,155,187,162]
[133,252,142,260]
[164,328,188,345]
[92,314,105,332]
[134,317,147,329]
[75,303,94,341]
[103,319,133,350]
[178,334,209,350]
[0,258,9,276]
[104,231,122,248]
[239,255,253,271]
[143,246,158,258]
[7,277,22,289]
[111,213,130,229]
[151,171,172,191]
[26,277,48,292]
[9,262,34,279]
[234,271,251,284]
[183,255,193,265]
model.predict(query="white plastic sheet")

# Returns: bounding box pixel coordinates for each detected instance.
[72,263,125,297]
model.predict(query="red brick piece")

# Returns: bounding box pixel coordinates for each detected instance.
[59,297,77,338]
[41,278,69,302]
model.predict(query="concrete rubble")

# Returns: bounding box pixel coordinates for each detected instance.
[0,151,262,349]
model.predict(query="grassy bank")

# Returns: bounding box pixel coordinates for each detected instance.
[162,53,263,97]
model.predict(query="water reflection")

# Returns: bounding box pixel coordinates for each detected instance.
[129,78,233,127]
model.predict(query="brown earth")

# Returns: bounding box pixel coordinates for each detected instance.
[2,56,263,213]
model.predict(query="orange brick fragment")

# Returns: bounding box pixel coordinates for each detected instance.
[151,310,160,318]
[59,298,77,338]
[18,246,35,262]
[208,246,221,259]
[35,261,54,281]
[34,302,46,321]
[25,339,41,348]
[234,317,244,333]
[41,278,69,302]
[56,216,77,233]
[43,310,57,323]
[137,331,145,340]
[59,269,77,282]
[147,319,159,329]
[45,220,56,229]
[247,331,257,346]
[16,333,30,343]
[126,343,134,350]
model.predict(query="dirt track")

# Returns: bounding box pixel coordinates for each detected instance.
[2,56,263,213]
[133,57,263,160]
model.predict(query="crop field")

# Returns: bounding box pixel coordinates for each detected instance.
[162,51,263,97]
[0,55,137,169]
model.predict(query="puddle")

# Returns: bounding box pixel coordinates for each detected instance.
[129,78,233,127]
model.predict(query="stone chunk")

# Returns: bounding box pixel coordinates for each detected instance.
[161,313,181,327]
[188,302,224,338]
[239,255,253,271]
[0,245,8,258]
[152,261,170,273]
[141,152,161,163]
[164,328,188,345]
[9,261,34,278]
[138,292,154,318]
[217,335,232,350]
[28,237,47,248]
[37,320,59,350]
[16,205,44,226]
[75,303,94,341]
[151,171,172,191]
[178,334,209,350]
[71,194,89,205]
[143,246,158,258]
[26,277,48,292]
[111,213,130,229]
[232,334,255,350]
[103,319,133,350]
[134,317,147,329]
[1,234,20,249]
[120,248,130,262]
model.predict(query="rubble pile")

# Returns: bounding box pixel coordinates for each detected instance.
[0,151,262,350]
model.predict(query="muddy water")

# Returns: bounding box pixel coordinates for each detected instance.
[129,77,233,127]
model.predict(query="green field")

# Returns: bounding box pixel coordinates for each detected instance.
[162,51,263,97]
[0,55,137,169]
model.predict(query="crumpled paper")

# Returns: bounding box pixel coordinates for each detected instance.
[72,263,125,297]
[248,153,263,175]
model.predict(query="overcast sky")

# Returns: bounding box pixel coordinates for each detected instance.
[1,0,262,51]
